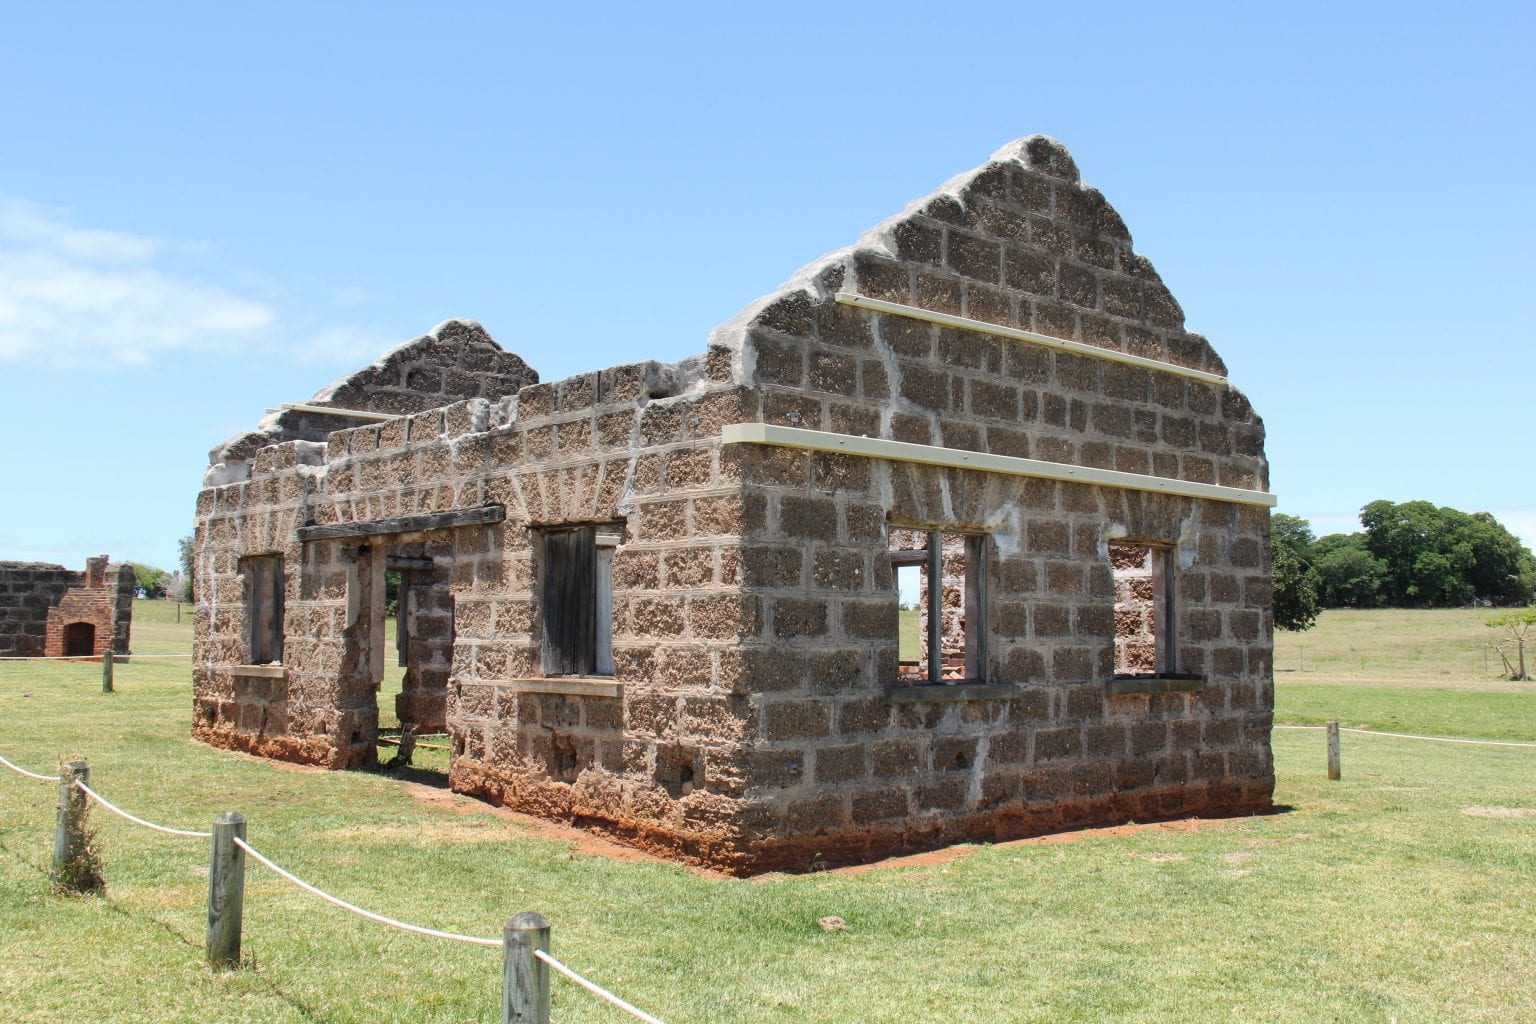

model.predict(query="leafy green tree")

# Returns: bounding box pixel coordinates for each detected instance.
[1270,513,1320,631]
[1311,535,1387,607]
[178,533,196,602]
[1270,513,1316,557]
[130,563,170,599]
[1486,607,1536,681]
[1360,500,1535,607]
[1461,513,1536,606]
[1272,544,1320,631]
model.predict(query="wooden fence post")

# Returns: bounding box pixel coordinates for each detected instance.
[503,911,551,1024]
[101,650,114,693]
[51,761,92,891]
[1326,720,1341,781]
[207,812,247,969]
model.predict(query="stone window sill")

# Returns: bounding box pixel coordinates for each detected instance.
[500,677,622,698]
[887,681,1020,702]
[231,664,287,680]
[1106,675,1205,696]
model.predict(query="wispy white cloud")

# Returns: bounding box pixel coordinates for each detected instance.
[0,197,274,369]
[0,198,162,264]
[299,324,402,365]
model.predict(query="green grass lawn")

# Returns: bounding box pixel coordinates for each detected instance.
[898,607,919,663]
[0,602,1532,1022]
[1275,607,1536,740]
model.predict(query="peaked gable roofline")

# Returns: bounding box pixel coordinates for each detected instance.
[711,135,1229,386]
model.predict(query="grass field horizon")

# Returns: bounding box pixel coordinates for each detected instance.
[1,602,1532,1022]
[1274,607,1536,741]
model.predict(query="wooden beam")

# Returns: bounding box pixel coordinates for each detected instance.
[836,291,1228,385]
[497,677,622,699]
[926,530,942,684]
[298,505,506,542]
[385,555,436,570]
[1105,675,1204,696]
[267,402,399,423]
[888,681,1020,702]
[721,423,1277,508]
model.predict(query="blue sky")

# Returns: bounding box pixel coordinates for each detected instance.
[1,1,1531,573]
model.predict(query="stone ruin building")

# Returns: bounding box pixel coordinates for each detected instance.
[192,137,1277,874]
[0,556,134,659]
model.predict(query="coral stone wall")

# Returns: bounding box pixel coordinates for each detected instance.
[440,366,757,867]
[391,540,455,732]
[211,319,541,467]
[193,136,1275,876]
[193,351,767,869]
[43,556,135,659]
[710,134,1274,870]
[0,558,133,659]
[0,562,81,657]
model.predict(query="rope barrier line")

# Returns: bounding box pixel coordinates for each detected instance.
[0,653,194,661]
[231,836,502,948]
[535,950,670,1024]
[0,752,61,782]
[73,781,213,838]
[1275,724,1536,748]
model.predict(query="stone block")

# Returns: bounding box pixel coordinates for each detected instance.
[814,744,868,784]
[772,597,828,639]
[841,599,895,640]
[779,496,838,541]
[872,737,925,775]
[808,648,862,693]
[764,699,831,741]
[850,786,910,824]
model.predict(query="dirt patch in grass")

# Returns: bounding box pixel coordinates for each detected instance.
[324,820,503,844]
[401,782,728,876]
[1461,805,1536,819]
[402,786,1238,879]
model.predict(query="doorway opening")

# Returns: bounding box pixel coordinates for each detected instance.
[340,536,455,781]
[63,622,95,657]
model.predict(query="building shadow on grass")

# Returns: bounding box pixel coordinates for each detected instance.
[371,761,451,790]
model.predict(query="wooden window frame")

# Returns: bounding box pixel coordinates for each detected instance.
[243,554,285,666]
[536,524,620,678]
[891,530,988,685]
[1110,542,1178,679]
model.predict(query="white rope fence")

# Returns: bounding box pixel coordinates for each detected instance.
[536,950,671,1024]
[0,653,194,660]
[1275,724,1536,748]
[0,752,60,782]
[5,747,672,1024]
[74,781,213,838]
[231,836,502,948]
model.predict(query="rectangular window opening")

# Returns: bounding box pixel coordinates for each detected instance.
[891,529,987,684]
[243,554,284,665]
[537,524,621,677]
[1110,542,1175,677]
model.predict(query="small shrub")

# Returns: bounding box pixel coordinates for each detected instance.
[51,824,105,897]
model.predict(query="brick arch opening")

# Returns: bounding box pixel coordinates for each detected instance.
[63,622,95,657]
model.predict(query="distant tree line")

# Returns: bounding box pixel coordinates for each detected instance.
[1273,500,1536,631]
[120,536,197,602]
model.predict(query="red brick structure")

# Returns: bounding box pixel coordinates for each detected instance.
[193,137,1277,874]
[0,556,134,659]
